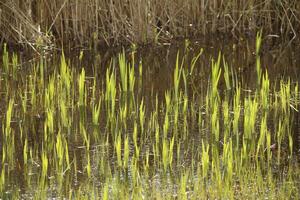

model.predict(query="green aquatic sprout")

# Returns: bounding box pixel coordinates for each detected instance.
[118,50,136,92]
[45,108,54,139]
[91,78,97,104]
[123,135,129,169]
[55,130,64,169]
[86,153,91,178]
[12,53,18,80]
[40,59,45,89]
[162,138,169,172]
[41,150,48,183]
[169,135,175,169]
[138,61,143,89]
[179,170,189,200]
[260,72,270,111]
[256,31,263,87]
[288,131,293,158]
[223,57,231,90]
[80,122,89,146]
[139,99,145,135]
[129,63,135,92]
[60,98,69,128]
[119,51,128,92]
[243,95,258,140]
[79,50,84,61]
[45,76,55,109]
[78,68,86,106]
[233,86,241,148]
[133,121,138,149]
[182,68,188,98]
[92,98,101,125]
[5,98,14,138]
[190,48,203,75]
[223,139,233,186]
[163,91,171,138]
[105,66,116,119]
[144,148,150,172]
[23,138,28,165]
[102,183,109,200]
[211,99,220,142]
[0,167,5,193]
[60,53,71,97]
[115,133,122,168]
[256,30,263,56]
[256,114,267,161]
[276,119,284,164]
[222,100,230,141]
[266,129,272,166]
[174,52,183,100]
[201,140,210,179]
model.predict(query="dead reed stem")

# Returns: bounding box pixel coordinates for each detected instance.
[0,0,299,48]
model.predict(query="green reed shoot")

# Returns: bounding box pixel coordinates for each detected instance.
[119,51,128,92]
[124,136,129,168]
[223,57,231,90]
[163,92,170,138]
[179,170,189,200]
[23,138,28,165]
[211,99,220,142]
[201,140,210,179]
[288,131,293,158]
[55,131,64,168]
[256,30,263,86]
[169,135,175,169]
[5,98,14,137]
[92,98,101,125]
[256,114,267,160]
[102,183,109,200]
[276,120,283,164]
[78,68,86,106]
[86,154,91,178]
[211,53,221,102]
[133,121,138,149]
[41,151,48,182]
[243,95,258,140]
[129,63,135,92]
[60,53,71,96]
[60,98,69,128]
[174,52,183,100]
[261,72,269,110]
[190,48,203,75]
[139,99,145,135]
[256,30,263,56]
[12,53,18,80]
[162,138,169,172]
[115,133,122,168]
[105,66,116,102]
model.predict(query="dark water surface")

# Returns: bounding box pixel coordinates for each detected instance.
[1,36,300,198]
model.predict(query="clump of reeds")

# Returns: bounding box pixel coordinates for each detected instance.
[0,0,299,48]
[1,34,300,199]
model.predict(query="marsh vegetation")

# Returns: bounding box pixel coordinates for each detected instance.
[0,32,300,199]
[1,1,300,199]
[0,0,299,49]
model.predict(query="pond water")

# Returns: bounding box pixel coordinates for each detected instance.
[1,35,300,199]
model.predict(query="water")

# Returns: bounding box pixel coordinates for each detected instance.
[0,36,300,199]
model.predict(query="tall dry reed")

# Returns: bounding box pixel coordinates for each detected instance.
[0,0,299,48]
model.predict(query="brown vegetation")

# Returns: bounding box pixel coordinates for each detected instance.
[0,0,299,49]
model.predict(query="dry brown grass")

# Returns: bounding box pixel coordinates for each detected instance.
[0,0,299,49]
